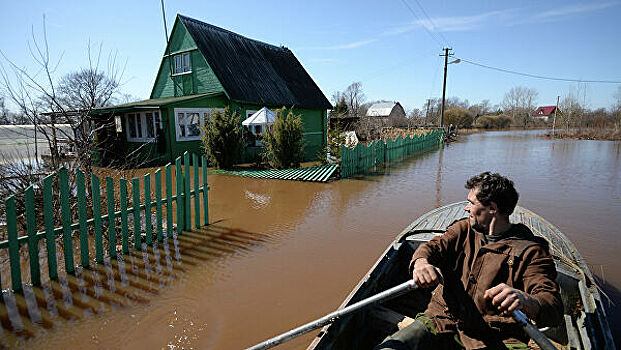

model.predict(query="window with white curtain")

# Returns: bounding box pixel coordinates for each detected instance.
[125,110,161,142]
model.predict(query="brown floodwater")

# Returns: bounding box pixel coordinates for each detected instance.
[17,129,621,349]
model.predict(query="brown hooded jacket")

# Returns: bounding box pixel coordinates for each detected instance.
[410,219,563,349]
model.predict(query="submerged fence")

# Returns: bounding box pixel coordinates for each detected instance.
[340,129,444,178]
[0,151,209,293]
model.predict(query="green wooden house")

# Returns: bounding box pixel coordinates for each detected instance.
[91,14,332,167]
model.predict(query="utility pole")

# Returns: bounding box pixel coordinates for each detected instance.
[552,95,559,137]
[440,47,454,129]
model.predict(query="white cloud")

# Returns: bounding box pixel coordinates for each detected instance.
[535,1,620,20]
[384,9,517,35]
[300,39,377,51]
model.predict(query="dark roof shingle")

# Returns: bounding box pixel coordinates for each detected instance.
[179,15,332,110]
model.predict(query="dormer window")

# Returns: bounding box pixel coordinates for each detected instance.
[174,53,191,75]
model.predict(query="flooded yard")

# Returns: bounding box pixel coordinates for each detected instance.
[13,129,621,349]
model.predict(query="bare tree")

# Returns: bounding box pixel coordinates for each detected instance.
[502,86,539,127]
[343,82,366,118]
[0,19,123,175]
[612,86,621,131]
[558,92,583,131]
[0,95,9,125]
[468,99,492,117]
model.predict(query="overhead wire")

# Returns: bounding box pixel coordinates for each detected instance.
[398,0,448,48]
[410,0,450,47]
[458,58,621,84]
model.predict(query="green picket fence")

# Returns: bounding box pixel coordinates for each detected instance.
[0,151,209,293]
[340,129,444,178]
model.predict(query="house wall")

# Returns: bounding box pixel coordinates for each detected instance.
[166,95,230,161]
[389,104,407,119]
[150,21,225,99]
[235,102,326,162]
[110,98,326,167]
[117,110,171,167]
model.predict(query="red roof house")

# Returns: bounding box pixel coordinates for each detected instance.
[532,106,558,122]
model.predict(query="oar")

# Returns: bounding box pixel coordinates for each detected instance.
[246,280,418,350]
[512,310,556,350]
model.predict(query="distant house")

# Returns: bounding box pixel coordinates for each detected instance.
[532,106,558,122]
[366,102,406,120]
[90,14,331,167]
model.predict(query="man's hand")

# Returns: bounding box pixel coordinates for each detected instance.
[484,283,540,318]
[412,258,443,289]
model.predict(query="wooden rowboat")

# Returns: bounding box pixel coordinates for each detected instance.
[307,202,615,349]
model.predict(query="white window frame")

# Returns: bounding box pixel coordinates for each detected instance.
[174,108,223,142]
[125,110,162,142]
[245,110,258,120]
[173,52,191,76]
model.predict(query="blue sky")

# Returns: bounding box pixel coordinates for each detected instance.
[1,0,620,112]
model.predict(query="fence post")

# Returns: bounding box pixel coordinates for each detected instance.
[92,174,104,264]
[132,177,142,250]
[165,163,173,239]
[144,173,153,245]
[25,185,41,286]
[155,169,163,242]
[59,167,75,275]
[43,174,58,280]
[193,153,200,229]
[184,152,191,231]
[202,156,209,226]
[175,156,183,236]
[6,196,21,292]
[119,178,129,254]
[76,170,89,268]
[106,177,117,259]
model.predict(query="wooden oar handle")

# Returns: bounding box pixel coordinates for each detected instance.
[512,310,556,350]
[246,280,417,350]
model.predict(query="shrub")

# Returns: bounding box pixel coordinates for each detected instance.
[444,106,475,128]
[201,106,243,169]
[317,124,345,164]
[473,114,512,129]
[262,107,305,169]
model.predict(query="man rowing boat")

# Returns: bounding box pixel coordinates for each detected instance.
[376,172,563,349]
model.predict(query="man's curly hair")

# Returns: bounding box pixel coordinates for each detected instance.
[465,172,519,216]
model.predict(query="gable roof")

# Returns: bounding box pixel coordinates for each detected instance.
[366,102,404,117]
[178,15,332,110]
[533,106,557,116]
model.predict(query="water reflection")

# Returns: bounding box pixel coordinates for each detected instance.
[0,225,271,348]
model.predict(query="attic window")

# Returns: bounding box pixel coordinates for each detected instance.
[174,53,191,75]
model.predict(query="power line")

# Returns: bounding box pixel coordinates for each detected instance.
[411,0,450,46]
[398,0,447,47]
[459,58,621,84]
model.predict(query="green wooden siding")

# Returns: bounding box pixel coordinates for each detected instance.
[151,21,224,99]
[166,95,229,160]
[107,96,326,165]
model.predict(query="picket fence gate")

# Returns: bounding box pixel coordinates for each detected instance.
[1,151,209,293]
